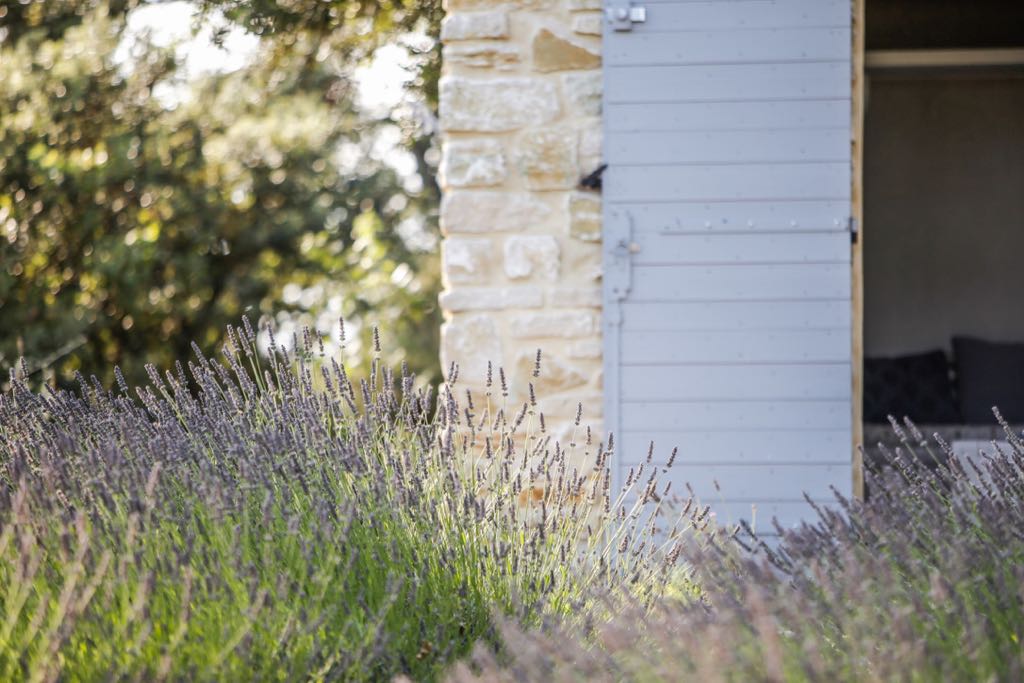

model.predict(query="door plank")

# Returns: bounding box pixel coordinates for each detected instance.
[608,128,849,165]
[621,400,852,431]
[620,430,851,465]
[606,62,851,104]
[628,263,851,302]
[621,300,851,331]
[621,363,850,401]
[607,28,849,66]
[606,163,850,203]
[631,232,849,265]
[607,99,850,133]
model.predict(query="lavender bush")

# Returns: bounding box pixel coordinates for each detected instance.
[0,320,690,681]
[451,418,1024,681]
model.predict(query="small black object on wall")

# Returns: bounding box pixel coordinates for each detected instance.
[579,163,606,191]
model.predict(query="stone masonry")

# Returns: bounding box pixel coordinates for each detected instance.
[438,0,604,443]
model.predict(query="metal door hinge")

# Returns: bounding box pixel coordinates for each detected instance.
[605,211,636,304]
[849,216,859,245]
[607,1,646,31]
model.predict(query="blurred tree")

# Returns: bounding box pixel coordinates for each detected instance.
[0,0,442,390]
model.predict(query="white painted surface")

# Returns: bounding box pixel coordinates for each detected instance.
[603,0,853,533]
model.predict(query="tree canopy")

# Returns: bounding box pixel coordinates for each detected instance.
[0,0,442,389]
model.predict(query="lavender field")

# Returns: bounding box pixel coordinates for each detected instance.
[3,321,1024,680]
[0,321,687,681]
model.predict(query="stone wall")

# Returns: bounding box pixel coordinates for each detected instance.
[438,0,604,442]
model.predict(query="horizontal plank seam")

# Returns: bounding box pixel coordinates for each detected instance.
[621,327,853,333]
[608,59,849,68]
[610,158,850,168]
[609,124,850,132]
[608,24,848,34]
[607,96,852,105]
[611,196,850,204]
[647,230,848,235]
[629,0,846,6]
[620,461,853,467]
[626,297,850,304]
[607,57,850,67]
[672,498,841,504]
[621,427,848,432]
[633,261,848,267]
[622,397,851,404]
[623,396,850,403]
[608,127,850,134]
[608,97,850,106]
[622,361,851,368]
[610,162,849,169]
[607,197,850,204]
[636,0,847,4]
[634,259,848,266]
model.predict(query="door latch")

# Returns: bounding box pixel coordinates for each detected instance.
[607,1,646,31]
[613,239,641,259]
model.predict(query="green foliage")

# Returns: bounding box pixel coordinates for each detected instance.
[0,0,442,390]
[0,322,689,681]
[196,0,443,85]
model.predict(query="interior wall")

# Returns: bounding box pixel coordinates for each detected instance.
[864,76,1024,357]
[867,0,1024,50]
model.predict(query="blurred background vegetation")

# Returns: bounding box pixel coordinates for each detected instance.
[0,0,443,390]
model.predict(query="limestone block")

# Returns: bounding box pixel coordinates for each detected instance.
[562,72,602,117]
[442,314,502,382]
[444,43,520,70]
[567,0,602,10]
[549,286,601,307]
[440,77,560,132]
[440,138,506,188]
[508,311,596,338]
[441,12,510,41]
[569,192,601,242]
[579,127,602,173]
[504,235,560,281]
[515,350,587,396]
[572,14,602,36]
[569,338,602,359]
[441,190,553,234]
[537,393,604,422]
[442,237,495,285]
[532,29,600,72]
[517,129,577,190]
[563,240,603,281]
[440,286,544,311]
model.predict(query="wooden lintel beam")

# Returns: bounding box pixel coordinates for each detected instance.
[866,48,1024,70]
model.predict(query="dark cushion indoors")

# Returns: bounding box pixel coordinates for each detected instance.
[953,336,1024,423]
[864,350,960,424]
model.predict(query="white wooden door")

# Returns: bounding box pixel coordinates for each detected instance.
[602,0,853,533]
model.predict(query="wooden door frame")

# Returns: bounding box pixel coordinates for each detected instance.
[851,0,866,499]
